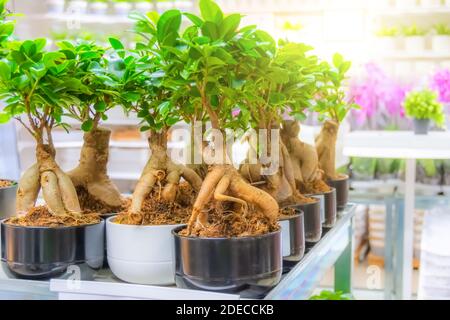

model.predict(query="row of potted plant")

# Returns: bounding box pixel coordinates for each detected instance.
[47,0,193,15]
[376,24,450,52]
[380,0,450,9]
[349,157,450,186]
[0,0,353,296]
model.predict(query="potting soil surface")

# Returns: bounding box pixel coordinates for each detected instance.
[6,206,101,227]
[0,180,14,188]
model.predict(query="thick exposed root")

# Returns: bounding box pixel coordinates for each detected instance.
[315,120,340,180]
[68,128,123,213]
[282,120,331,194]
[123,133,202,225]
[6,206,100,227]
[15,163,40,215]
[185,165,279,237]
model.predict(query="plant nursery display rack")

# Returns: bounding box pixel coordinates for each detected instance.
[0,204,356,300]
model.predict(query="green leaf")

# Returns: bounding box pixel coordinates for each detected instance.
[109,37,124,51]
[0,60,11,80]
[94,101,107,112]
[199,0,223,23]
[332,53,343,68]
[157,10,182,45]
[184,13,203,27]
[81,119,94,132]
[0,112,11,124]
[220,14,241,40]
[202,21,220,40]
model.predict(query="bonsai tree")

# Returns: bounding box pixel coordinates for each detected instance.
[237,37,324,204]
[59,40,124,214]
[0,38,98,225]
[314,53,358,181]
[178,0,279,236]
[403,89,445,128]
[112,10,203,224]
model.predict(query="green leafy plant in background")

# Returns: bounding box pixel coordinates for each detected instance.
[433,23,450,36]
[376,26,398,37]
[310,290,354,300]
[403,89,445,127]
[402,24,427,36]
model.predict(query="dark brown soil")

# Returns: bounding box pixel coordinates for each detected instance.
[279,206,297,218]
[6,206,101,227]
[114,182,196,226]
[76,186,125,214]
[299,179,331,194]
[179,201,280,238]
[0,180,14,188]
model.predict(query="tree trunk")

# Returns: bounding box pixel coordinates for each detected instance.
[315,120,340,180]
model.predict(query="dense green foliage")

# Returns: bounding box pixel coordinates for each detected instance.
[403,89,445,127]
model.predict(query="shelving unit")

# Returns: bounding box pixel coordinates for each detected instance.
[0,205,356,300]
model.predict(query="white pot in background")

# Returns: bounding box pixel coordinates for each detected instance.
[46,0,66,14]
[89,1,109,15]
[134,1,153,12]
[113,2,132,15]
[67,0,88,14]
[395,0,418,9]
[404,36,426,52]
[106,217,183,285]
[432,35,450,52]
[378,37,398,52]
[420,0,440,7]
[156,1,174,12]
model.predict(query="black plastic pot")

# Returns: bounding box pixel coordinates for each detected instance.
[172,227,282,299]
[327,175,349,211]
[1,219,104,279]
[0,182,17,220]
[314,188,337,229]
[280,209,305,271]
[293,198,321,244]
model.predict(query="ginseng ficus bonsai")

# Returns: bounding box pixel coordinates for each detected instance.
[0,37,101,225]
[314,53,358,181]
[111,10,203,225]
[61,40,124,214]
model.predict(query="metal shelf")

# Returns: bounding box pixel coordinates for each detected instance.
[0,204,356,300]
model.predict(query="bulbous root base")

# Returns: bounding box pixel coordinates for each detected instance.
[315,120,340,180]
[183,165,279,237]
[15,144,84,223]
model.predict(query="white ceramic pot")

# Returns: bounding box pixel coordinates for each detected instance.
[106,217,183,285]
[134,1,153,12]
[89,2,108,15]
[67,0,88,14]
[395,0,418,9]
[432,35,450,52]
[404,36,426,52]
[113,2,132,15]
[46,0,66,14]
[420,0,440,7]
[378,37,398,52]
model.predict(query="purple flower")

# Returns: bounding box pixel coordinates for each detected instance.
[232,109,241,117]
[430,69,450,103]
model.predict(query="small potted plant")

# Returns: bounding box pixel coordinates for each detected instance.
[133,0,152,12]
[67,0,89,14]
[431,24,450,52]
[0,37,104,278]
[88,0,109,14]
[403,89,445,134]
[420,0,441,8]
[395,0,418,9]
[173,0,282,298]
[402,24,427,52]
[376,26,399,52]
[112,0,132,15]
[315,53,359,211]
[46,0,66,14]
[105,12,204,285]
